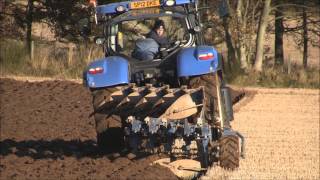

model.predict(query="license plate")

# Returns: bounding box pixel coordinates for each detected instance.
[130,0,160,9]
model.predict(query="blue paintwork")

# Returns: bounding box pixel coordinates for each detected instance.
[96,2,130,15]
[177,46,220,77]
[96,0,195,15]
[85,56,129,88]
[174,0,195,5]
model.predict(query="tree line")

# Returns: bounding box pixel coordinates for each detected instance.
[203,0,319,72]
[1,0,319,72]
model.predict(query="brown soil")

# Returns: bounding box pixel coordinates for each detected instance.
[0,78,246,179]
[0,78,178,180]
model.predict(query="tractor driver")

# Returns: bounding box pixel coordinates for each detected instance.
[146,20,170,48]
[132,20,170,61]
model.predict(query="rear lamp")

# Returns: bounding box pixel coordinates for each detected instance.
[116,5,126,12]
[88,67,104,74]
[165,0,175,6]
[199,52,214,61]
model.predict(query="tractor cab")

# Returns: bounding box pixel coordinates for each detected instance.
[105,9,191,61]
[94,0,203,61]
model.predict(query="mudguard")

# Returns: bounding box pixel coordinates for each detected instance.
[84,56,129,88]
[177,46,220,77]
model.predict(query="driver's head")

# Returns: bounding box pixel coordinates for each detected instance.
[153,20,165,37]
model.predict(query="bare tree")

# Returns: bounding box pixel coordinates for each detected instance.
[204,0,263,71]
[254,0,271,72]
[235,0,265,71]
[26,0,34,57]
[281,1,320,69]
[235,0,248,69]
[274,1,284,66]
[302,4,308,69]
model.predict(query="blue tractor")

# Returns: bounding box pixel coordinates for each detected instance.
[84,0,245,169]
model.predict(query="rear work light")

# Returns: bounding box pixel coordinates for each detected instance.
[198,52,214,61]
[116,5,126,12]
[88,67,104,74]
[165,0,175,6]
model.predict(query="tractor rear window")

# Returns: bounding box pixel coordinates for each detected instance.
[108,16,190,58]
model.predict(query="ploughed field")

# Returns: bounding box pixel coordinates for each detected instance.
[203,88,320,180]
[0,78,178,180]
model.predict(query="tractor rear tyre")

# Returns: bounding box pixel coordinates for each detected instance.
[219,135,240,169]
[188,74,217,124]
[92,88,124,153]
[188,74,218,167]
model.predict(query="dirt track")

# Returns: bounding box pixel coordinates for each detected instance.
[0,78,178,180]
